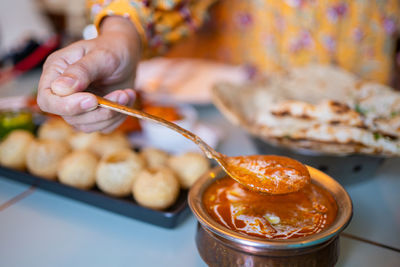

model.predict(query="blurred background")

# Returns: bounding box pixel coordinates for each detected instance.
[0,0,86,52]
[0,0,87,95]
[0,2,399,267]
[1,0,399,90]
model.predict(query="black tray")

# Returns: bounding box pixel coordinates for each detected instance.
[0,166,191,228]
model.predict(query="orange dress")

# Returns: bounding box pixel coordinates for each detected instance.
[88,0,400,86]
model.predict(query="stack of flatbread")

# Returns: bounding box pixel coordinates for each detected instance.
[212,65,400,156]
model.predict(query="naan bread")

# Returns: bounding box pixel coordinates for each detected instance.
[269,100,364,127]
[212,64,400,156]
[349,82,400,138]
[276,64,357,104]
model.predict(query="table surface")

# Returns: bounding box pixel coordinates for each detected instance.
[0,72,399,267]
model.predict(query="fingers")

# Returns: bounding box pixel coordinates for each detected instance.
[73,113,125,133]
[51,48,120,96]
[63,89,134,132]
[38,43,126,117]
[37,85,98,116]
[37,44,100,116]
[101,116,127,134]
[63,90,128,126]
[40,43,87,92]
[37,37,136,132]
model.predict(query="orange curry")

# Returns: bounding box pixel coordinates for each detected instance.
[224,155,311,194]
[203,177,337,240]
[143,105,182,122]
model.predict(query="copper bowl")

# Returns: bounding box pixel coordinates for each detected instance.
[188,166,353,267]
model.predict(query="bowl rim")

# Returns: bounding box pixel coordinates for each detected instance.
[188,165,353,251]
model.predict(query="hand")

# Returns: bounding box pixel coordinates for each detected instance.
[37,16,141,133]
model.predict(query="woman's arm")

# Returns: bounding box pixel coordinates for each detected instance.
[37,0,216,132]
[37,16,141,133]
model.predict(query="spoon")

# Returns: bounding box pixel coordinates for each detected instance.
[97,96,310,194]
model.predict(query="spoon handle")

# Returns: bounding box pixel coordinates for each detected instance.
[96,96,220,160]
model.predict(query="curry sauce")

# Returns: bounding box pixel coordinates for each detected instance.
[224,155,311,194]
[203,177,337,240]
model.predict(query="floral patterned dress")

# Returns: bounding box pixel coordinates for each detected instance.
[88,0,400,86]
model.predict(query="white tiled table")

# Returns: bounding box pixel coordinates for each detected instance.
[0,73,399,267]
[0,178,30,205]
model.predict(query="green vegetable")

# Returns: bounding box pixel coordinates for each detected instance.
[264,213,280,225]
[0,111,35,139]
[390,111,400,118]
[373,132,382,141]
[355,104,367,115]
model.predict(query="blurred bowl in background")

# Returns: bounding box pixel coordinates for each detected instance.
[140,104,198,153]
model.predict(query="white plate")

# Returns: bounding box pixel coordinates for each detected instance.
[135,57,248,105]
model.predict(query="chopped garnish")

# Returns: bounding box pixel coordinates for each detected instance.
[355,104,367,115]
[373,132,382,141]
[264,213,280,225]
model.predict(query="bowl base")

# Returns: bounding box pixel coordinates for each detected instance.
[196,224,339,267]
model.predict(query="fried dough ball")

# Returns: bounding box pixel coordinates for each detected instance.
[96,149,145,197]
[38,118,75,142]
[26,139,70,180]
[168,152,210,189]
[140,147,169,169]
[89,132,131,158]
[58,150,98,189]
[0,130,35,170]
[68,132,100,150]
[133,168,180,210]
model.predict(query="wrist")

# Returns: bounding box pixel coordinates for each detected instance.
[100,16,142,54]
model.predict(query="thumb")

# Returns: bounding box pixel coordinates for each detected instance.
[51,49,120,96]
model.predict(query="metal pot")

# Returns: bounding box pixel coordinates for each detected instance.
[188,166,353,267]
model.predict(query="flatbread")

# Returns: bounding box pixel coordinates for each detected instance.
[212,65,400,156]
[269,100,364,127]
[350,82,400,137]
